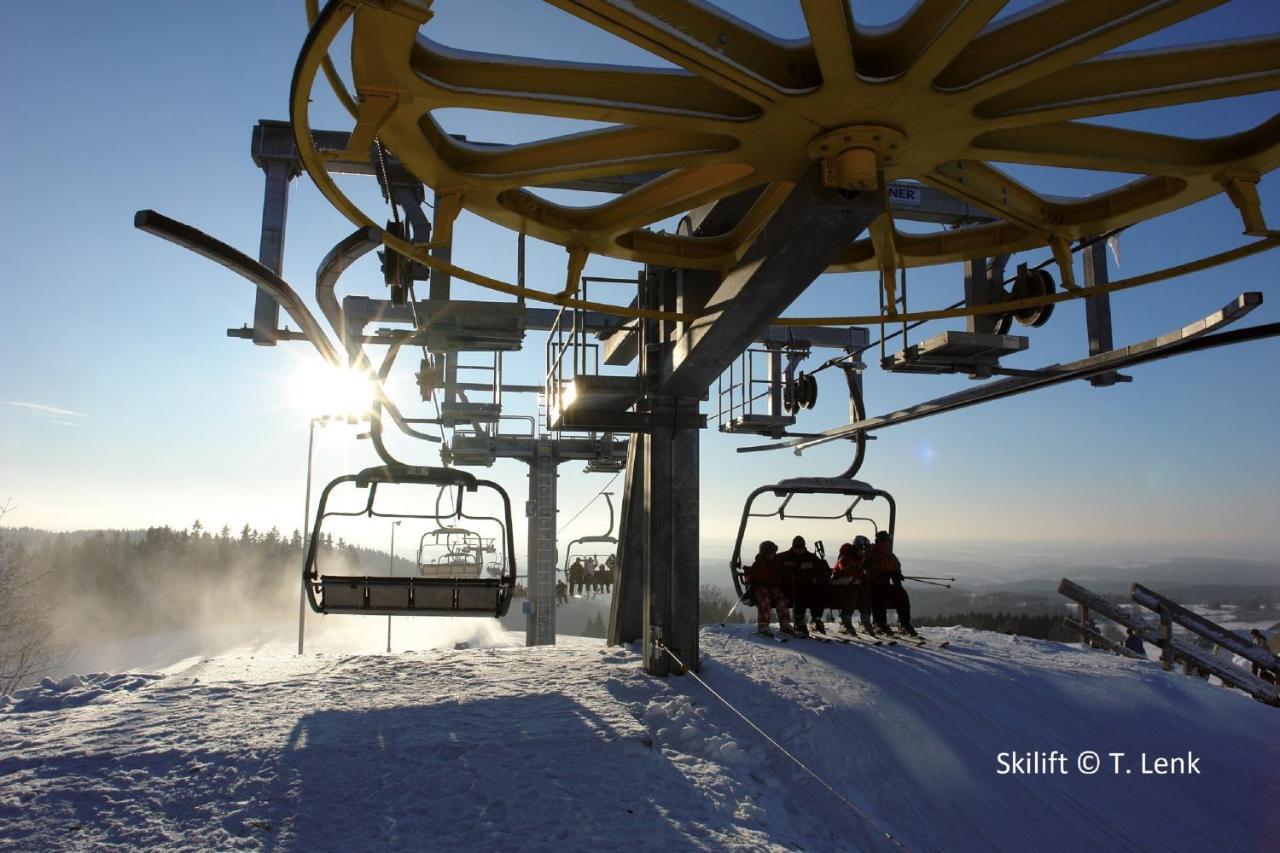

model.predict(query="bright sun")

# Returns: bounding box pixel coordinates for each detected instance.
[290,361,376,417]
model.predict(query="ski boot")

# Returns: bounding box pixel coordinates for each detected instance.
[812,620,827,635]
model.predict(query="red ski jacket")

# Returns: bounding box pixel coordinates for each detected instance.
[746,555,785,589]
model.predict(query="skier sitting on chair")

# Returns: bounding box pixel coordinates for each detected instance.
[780,535,830,636]
[865,531,917,637]
[746,540,794,636]
[568,558,585,596]
[830,537,872,635]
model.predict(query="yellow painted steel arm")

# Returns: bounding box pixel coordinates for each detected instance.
[293,0,1280,328]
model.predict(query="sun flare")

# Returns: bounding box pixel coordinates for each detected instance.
[290,361,375,418]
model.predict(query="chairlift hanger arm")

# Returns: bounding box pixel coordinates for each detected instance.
[316,225,383,345]
[135,210,341,365]
[135,211,441,451]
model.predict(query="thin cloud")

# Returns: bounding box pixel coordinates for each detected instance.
[55,421,81,428]
[4,401,85,418]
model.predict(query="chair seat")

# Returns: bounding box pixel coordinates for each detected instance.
[318,575,509,616]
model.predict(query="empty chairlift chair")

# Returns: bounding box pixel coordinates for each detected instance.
[417,527,485,579]
[304,465,517,617]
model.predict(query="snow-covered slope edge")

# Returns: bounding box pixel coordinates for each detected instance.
[1,626,1276,852]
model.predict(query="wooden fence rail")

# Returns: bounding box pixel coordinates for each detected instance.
[1057,578,1278,706]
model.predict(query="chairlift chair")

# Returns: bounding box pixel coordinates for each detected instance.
[729,477,896,601]
[304,465,517,617]
[416,526,484,578]
[562,493,618,593]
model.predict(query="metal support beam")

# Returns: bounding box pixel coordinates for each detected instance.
[608,435,646,645]
[524,441,558,646]
[251,120,993,224]
[755,293,1267,453]
[663,169,880,397]
[767,344,784,417]
[1082,239,1130,386]
[639,399,701,675]
[343,296,863,352]
[253,160,295,344]
[429,196,453,301]
[964,256,997,336]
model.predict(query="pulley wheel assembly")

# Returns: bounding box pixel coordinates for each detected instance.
[1012,268,1056,328]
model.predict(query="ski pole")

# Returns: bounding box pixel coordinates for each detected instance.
[721,594,748,626]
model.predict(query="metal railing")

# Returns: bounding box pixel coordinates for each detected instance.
[545,295,600,433]
[716,346,798,430]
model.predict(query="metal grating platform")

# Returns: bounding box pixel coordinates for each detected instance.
[418,300,527,352]
[547,375,644,432]
[883,331,1028,375]
[721,413,796,437]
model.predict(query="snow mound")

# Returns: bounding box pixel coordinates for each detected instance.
[2,672,163,713]
[0,626,1275,851]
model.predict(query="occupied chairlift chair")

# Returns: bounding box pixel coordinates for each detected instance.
[304,465,517,617]
[562,492,618,592]
[729,478,896,602]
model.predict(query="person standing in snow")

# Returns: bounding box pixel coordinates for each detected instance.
[780,535,830,636]
[746,540,793,635]
[865,530,916,637]
[830,536,872,635]
[555,580,569,605]
[1124,628,1146,657]
[1250,629,1275,682]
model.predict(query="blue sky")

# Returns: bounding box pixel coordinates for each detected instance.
[2,1,1278,561]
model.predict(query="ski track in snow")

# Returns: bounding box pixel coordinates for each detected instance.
[1,626,1277,852]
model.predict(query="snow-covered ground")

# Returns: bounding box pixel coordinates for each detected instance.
[2,624,1276,851]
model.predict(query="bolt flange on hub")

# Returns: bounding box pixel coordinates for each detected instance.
[807,126,907,192]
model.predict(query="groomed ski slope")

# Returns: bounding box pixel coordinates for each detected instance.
[1,624,1276,852]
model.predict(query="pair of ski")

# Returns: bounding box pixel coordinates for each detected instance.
[754,628,832,644]
[754,628,948,649]
[845,630,950,649]
[753,628,881,646]
[888,632,950,649]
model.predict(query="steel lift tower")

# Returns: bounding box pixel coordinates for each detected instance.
[137,0,1280,675]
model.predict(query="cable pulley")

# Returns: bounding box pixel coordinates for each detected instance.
[787,371,819,413]
[801,373,818,411]
[415,355,442,401]
[1012,267,1056,328]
